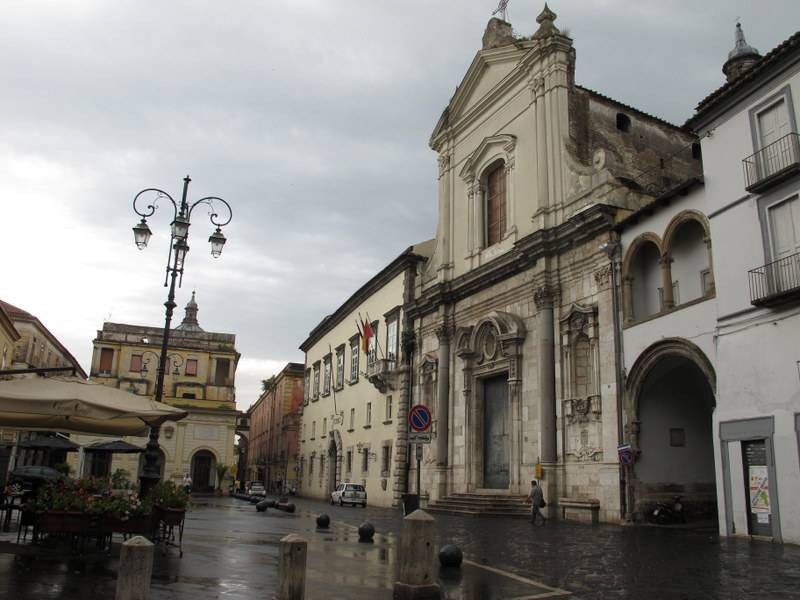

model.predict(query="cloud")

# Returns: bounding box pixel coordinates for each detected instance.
[2,0,799,412]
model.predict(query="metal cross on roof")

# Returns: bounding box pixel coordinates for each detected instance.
[492,0,510,21]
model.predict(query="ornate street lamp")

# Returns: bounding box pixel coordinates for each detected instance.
[132,175,232,496]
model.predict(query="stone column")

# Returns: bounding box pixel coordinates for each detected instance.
[622,276,634,325]
[534,286,557,465]
[704,236,716,294]
[659,255,674,309]
[115,536,154,600]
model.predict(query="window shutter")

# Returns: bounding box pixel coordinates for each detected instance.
[486,165,507,246]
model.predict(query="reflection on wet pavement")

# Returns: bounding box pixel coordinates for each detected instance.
[0,496,799,599]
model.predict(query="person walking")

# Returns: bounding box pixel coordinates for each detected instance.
[528,479,546,525]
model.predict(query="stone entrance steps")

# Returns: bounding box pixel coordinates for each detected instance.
[427,493,531,518]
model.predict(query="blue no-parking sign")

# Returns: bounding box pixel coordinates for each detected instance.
[408,404,432,432]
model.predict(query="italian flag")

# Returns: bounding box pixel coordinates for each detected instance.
[362,319,373,353]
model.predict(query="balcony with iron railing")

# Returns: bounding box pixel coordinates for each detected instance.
[743,133,800,193]
[748,252,800,306]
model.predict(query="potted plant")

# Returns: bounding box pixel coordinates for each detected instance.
[147,481,188,526]
[215,464,228,496]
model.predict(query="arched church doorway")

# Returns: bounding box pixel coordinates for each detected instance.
[191,450,216,492]
[628,341,717,523]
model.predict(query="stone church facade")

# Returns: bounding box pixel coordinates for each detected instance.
[408,7,701,522]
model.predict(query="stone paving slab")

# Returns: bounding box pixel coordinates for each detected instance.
[1,496,799,599]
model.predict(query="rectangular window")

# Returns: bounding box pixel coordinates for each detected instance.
[349,408,355,430]
[215,358,230,385]
[362,449,369,472]
[385,396,393,421]
[313,362,320,398]
[335,346,345,389]
[386,318,398,366]
[765,196,800,295]
[486,165,507,246]
[381,445,391,474]
[322,418,327,436]
[350,339,360,381]
[130,354,142,373]
[185,358,198,376]
[323,355,332,395]
[368,322,378,365]
[366,402,372,427]
[304,369,311,403]
[309,457,314,475]
[99,348,113,374]
[670,428,686,447]
[311,421,316,439]
[346,450,352,473]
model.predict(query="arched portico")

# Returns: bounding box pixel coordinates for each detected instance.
[625,338,717,521]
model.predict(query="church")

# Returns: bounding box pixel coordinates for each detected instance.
[409,6,701,522]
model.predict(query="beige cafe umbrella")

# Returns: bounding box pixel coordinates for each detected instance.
[0,377,187,436]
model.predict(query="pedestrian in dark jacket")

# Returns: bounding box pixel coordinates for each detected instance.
[528,479,546,525]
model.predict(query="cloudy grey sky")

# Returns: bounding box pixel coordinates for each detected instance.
[3,0,798,408]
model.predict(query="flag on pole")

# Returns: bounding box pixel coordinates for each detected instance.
[361,319,373,354]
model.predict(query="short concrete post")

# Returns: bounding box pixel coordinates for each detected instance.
[115,536,154,600]
[393,509,441,600]
[277,533,307,600]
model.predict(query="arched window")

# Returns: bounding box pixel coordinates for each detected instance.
[485,163,506,246]
[630,241,662,320]
[668,219,710,304]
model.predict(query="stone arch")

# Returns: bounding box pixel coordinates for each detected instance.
[662,210,714,300]
[189,447,219,492]
[327,429,343,494]
[626,337,716,415]
[662,210,711,256]
[622,232,665,323]
[624,338,717,520]
[622,232,663,277]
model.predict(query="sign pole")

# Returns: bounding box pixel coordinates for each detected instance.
[416,444,422,497]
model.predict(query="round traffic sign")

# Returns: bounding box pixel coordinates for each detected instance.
[408,405,432,432]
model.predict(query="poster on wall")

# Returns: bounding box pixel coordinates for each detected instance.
[749,466,770,514]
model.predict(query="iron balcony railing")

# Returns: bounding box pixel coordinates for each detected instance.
[748,251,800,305]
[743,132,800,192]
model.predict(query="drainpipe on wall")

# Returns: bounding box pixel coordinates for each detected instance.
[602,235,627,520]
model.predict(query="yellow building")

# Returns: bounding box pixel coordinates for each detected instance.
[70,293,241,491]
[0,298,87,483]
[298,242,433,507]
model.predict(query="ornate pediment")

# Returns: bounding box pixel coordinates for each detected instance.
[459,134,517,184]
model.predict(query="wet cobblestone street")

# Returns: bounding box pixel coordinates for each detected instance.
[0,496,798,599]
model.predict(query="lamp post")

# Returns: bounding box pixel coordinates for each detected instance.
[132,175,232,496]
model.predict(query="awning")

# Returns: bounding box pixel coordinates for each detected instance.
[16,435,81,452]
[84,440,145,454]
[0,376,188,436]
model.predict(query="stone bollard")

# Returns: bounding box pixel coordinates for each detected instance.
[393,509,441,600]
[115,536,154,600]
[277,534,307,600]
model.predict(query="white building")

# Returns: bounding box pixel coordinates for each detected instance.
[616,178,718,521]
[685,26,800,543]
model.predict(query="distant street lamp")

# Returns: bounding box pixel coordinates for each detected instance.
[132,175,232,496]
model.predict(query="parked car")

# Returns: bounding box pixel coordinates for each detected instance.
[246,481,266,497]
[330,483,367,507]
